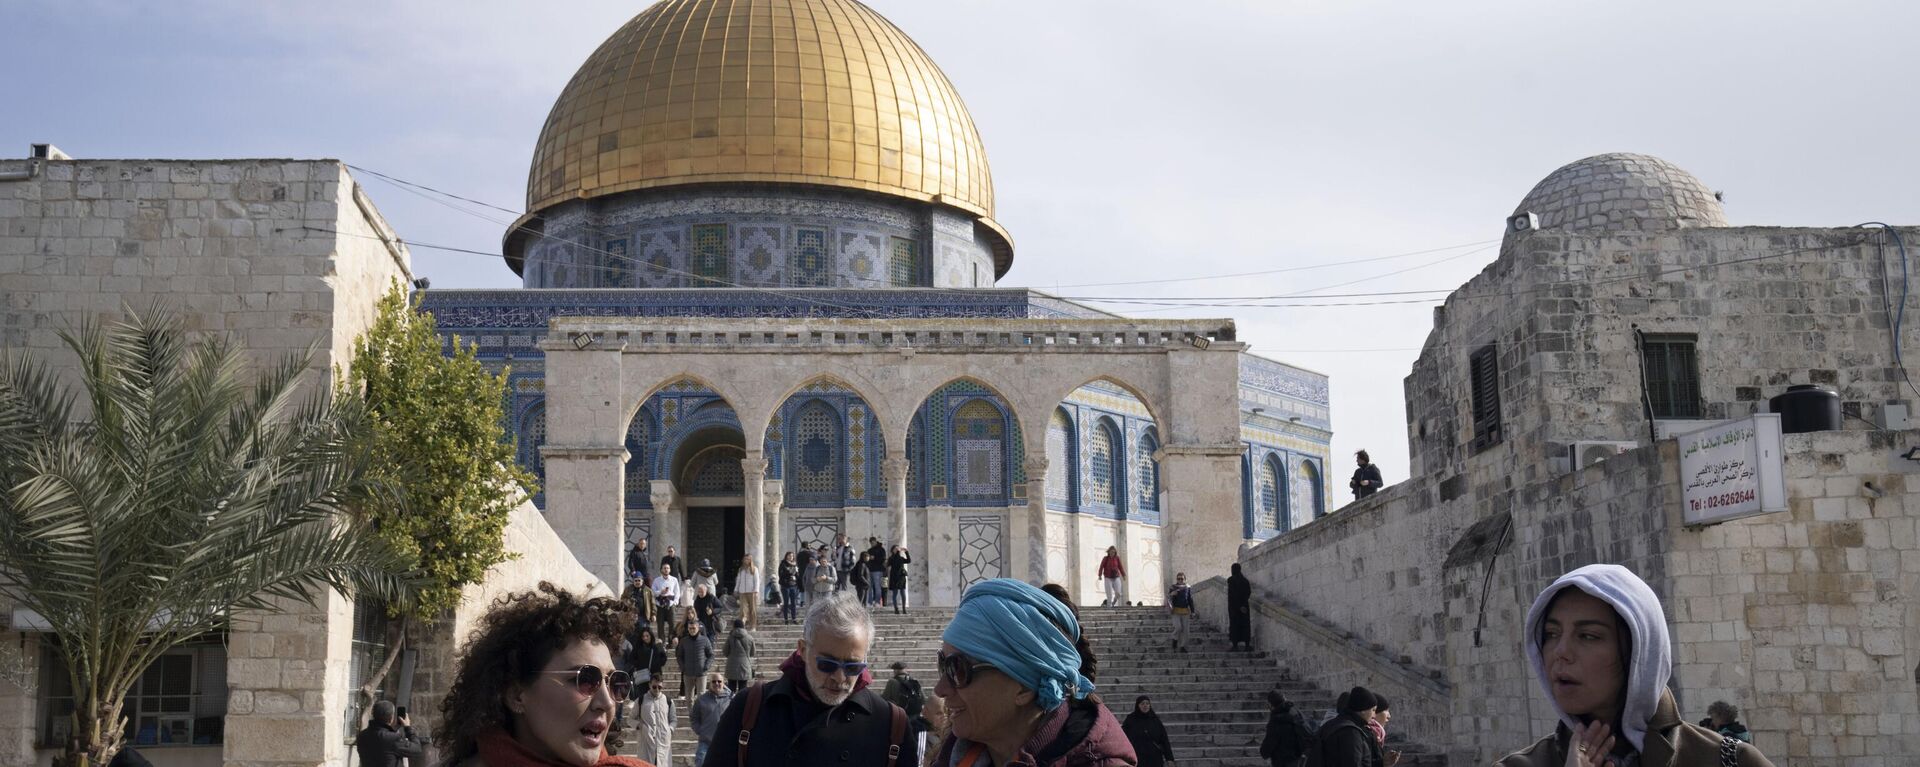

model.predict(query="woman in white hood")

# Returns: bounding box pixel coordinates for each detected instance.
[1499,564,1773,767]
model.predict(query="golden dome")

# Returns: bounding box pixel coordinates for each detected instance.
[519,0,1011,274]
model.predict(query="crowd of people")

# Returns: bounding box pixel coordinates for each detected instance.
[406,549,1775,767]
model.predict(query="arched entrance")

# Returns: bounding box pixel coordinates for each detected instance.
[672,429,747,591]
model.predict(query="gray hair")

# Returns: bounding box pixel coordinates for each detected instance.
[803,591,872,645]
[370,700,395,724]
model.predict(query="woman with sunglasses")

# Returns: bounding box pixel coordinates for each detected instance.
[931,579,1134,767]
[435,582,652,767]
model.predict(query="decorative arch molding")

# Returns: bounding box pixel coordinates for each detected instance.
[912,379,1027,507]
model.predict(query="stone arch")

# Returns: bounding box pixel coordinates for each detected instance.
[648,388,743,481]
[623,407,658,508]
[1261,453,1286,532]
[763,379,886,508]
[763,372,891,436]
[901,375,1030,455]
[621,373,752,432]
[1044,374,1168,436]
[1298,457,1325,520]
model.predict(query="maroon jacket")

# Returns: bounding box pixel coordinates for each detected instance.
[1097,555,1126,580]
[932,698,1137,767]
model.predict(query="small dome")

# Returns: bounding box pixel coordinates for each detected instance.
[1512,153,1727,232]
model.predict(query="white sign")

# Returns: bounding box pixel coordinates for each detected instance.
[1678,414,1787,525]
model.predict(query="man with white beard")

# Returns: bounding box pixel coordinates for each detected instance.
[703,592,914,767]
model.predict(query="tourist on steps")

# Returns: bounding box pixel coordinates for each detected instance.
[1311,686,1384,767]
[779,551,802,624]
[725,618,756,693]
[1259,691,1312,767]
[812,545,839,604]
[851,551,872,606]
[658,546,681,588]
[1097,547,1126,606]
[834,533,857,593]
[918,695,951,767]
[1227,563,1253,651]
[621,573,654,651]
[1121,696,1174,767]
[887,545,912,613]
[1366,696,1399,767]
[433,582,650,767]
[882,662,927,764]
[1499,564,1774,767]
[1349,450,1382,500]
[694,583,719,638]
[690,558,720,607]
[866,537,889,606]
[650,564,680,648]
[626,627,667,689]
[676,619,715,707]
[636,679,673,766]
[690,673,733,767]
[626,538,651,583]
[1040,583,1099,683]
[703,593,916,767]
[930,578,1135,767]
[1166,573,1193,653]
[734,553,760,629]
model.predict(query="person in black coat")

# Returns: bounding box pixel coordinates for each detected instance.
[626,538,651,582]
[353,700,423,767]
[1349,450,1383,500]
[885,545,911,614]
[1314,686,1385,767]
[1260,691,1312,767]
[849,552,871,598]
[864,538,887,606]
[626,627,669,684]
[1228,563,1253,650]
[1121,695,1175,767]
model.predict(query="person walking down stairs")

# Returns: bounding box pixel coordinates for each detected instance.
[690,674,733,767]
[1166,572,1194,653]
[1260,691,1313,767]
[1097,547,1126,607]
[635,679,673,766]
[725,618,756,693]
[1121,696,1174,767]
[734,554,760,629]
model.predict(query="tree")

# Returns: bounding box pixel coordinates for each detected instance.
[339,286,534,721]
[0,307,414,767]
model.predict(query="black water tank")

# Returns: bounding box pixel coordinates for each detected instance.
[1769,384,1841,434]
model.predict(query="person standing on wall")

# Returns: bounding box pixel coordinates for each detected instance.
[1228,563,1253,651]
[1097,546,1127,607]
[1349,450,1382,501]
[1166,572,1194,653]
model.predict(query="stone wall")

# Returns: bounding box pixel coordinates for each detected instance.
[0,158,411,767]
[1231,428,1920,765]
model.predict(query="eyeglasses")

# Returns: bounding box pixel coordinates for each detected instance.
[937,650,996,690]
[538,665,633,702]
[811,654,870,679]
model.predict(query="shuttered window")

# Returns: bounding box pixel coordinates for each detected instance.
[1469,344,1502,452]
[1641,334,1702,419]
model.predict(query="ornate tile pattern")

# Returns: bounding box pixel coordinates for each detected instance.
[691,224,729,287]
[1088,418,1119,507]
[1261,457,1284,531]
[624,515,652,553]
[889,237,920,287]
[737,225,784,284]
[792,228,830,287]
[791,401,839,500]
[915,381,1019,506]
[687,446,745,496]
[957,514,1005,590]
[624,412,652,505]
[846,403,868,501]
[1046,408,1073,508]
[1135,427,1160,514]
[792,517,840,559]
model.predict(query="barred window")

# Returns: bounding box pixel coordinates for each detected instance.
[691,224,729,287]
[1046,408,1074,506]
[604,238,631,287]
[1088,419,1119,506]
[793,228,830,287]
[889,237,921,286]
[1261,457,1283,530]
[790,401,840,500]
[1469,344,1502,452]
[624,413,650,505]
[1641,334,1702,419]
[952,399,1006,502]
[1136,427,1160,511]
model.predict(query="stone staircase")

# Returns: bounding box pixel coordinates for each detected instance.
[619,600,1446,767]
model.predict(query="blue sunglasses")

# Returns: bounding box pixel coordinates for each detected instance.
[812,654,870,678]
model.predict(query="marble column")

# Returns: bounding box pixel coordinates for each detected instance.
[649,480,683,578]
[1023,455,1050,584]
[742,454,768,570]
[883,455,910,547]
[763,480,785,565]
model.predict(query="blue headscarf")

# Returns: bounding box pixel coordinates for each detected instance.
[942,579,1094,711]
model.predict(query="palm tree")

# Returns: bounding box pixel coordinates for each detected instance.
[0,308,415,767]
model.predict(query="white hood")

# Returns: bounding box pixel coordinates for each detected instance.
[1522,563,1671,753]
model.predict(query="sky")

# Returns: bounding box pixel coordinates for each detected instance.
[7,0,1919,484]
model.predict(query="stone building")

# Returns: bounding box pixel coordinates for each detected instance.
[1203,153,1920,764]
[0,156,601,767]
[417,0,1337,605]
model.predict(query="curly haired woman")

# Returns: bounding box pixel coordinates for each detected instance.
[436,582,654,767]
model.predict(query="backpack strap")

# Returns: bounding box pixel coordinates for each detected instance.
[885,703,908,767]
[736,682,766,767]
[1719,735,1739,767]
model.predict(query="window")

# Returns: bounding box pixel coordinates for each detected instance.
[1088,419,1119,507]
[792,228,830,287]
[952,399,1007,503]
[1046,408,1075,507]
[889,237,921,287]
[691,224,729,287]
[1641,333,1702,419]
[789,401,841,502]
[1261,457,1283,530]
[604,238,631,287]
[1136,428,1160,512]
[1469,344,1502,452]
[42,638,227,748]
[624,412,651,506]
[1296,459,1324,520]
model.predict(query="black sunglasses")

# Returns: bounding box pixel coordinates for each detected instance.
[937,650,995,690]
[538,665,633,701]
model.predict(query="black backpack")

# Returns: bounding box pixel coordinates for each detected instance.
[898,677,924,720]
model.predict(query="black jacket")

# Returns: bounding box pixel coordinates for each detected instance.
[703,674,912,767]
[353,721,423,767]
[779,559,799,588]
[1260,708,1311,766]
[1314,713,1382,767]
[627,545,650,581]
[1349,464,1383,498]
[1121,711,1174,767]
[886,552,910,589]
[865,544,887,571]
[659,554,681,579]
[627,640,668,681]
[850,561,870,589]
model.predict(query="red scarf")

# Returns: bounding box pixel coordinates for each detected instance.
[775,649,874,702]
[475,728,653,767]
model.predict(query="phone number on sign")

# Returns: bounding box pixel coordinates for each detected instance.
[1690,488,1756,511]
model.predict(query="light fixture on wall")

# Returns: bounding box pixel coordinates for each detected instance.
[1508,211,1540,233]
[570,333,594,350]
[1187,335,1212,350]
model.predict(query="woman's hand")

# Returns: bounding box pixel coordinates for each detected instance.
[1565,721,1615,767]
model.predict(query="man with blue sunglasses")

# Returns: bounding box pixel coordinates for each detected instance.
[704,592,915,767]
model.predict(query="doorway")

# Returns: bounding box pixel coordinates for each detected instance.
[684,506,745,594]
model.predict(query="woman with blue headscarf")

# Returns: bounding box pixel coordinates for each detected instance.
[931,579,1137,767]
